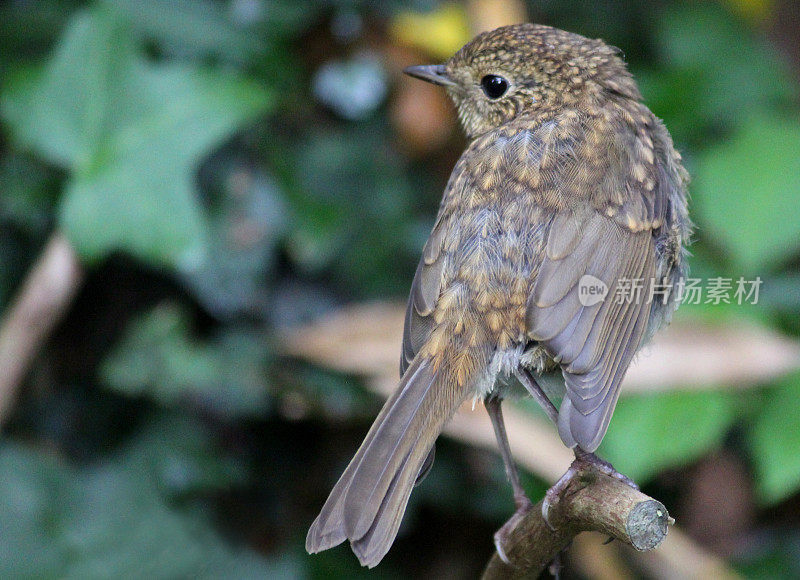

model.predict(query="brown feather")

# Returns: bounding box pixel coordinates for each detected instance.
[306,354,475,567]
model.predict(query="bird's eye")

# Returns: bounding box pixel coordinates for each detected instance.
[480,74,509,99]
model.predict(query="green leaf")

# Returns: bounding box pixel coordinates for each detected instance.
[103,0,266,64]
[1,7,271,268]
[656,3,797,122]
[599,390,738,483]
[0,415,291,578]
[693,114,800,273]
[1,9,138,168]
[749,373,800,504]
[100,303,271,417]
[0,445,70,578]
[637,3,798,148]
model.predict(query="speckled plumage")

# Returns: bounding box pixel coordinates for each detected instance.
[308,23,690,568]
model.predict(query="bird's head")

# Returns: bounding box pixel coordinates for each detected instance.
[404,23,640,139]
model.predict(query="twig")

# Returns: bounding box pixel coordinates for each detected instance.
[0,232,83,422]
[482,464,672,580]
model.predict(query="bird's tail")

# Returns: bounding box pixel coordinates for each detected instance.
[306,352,474,567]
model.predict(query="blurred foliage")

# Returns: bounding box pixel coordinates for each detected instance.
[749,372,800,504]
[694,114,800,274]
[2,6,271,268]
[101,302,271,417]
[599,389,741,484]
[390,3,472,59]
[1,0,800,578]
[0,414,289,578]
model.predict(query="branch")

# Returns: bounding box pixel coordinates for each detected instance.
[0,233,84,422]
[482,464,673,579]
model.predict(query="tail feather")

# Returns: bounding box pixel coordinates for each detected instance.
[351,444,420,565]
[306,354,472,567]
[345,358,436,540]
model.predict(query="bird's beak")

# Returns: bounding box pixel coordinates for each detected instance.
[403,64,456,87]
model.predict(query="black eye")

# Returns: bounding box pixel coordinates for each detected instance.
[480,74,509,99]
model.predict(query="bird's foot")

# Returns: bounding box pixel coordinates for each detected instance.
[542,449,637,530]
[581,449,638,490]
[493,494,533,565]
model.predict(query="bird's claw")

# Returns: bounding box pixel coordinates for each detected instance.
[541,489,558,531]
[575,449,638,490]
[494,496,533,565]
[609,469,639,490]
[540,460,582,530]
[493,533,511,565]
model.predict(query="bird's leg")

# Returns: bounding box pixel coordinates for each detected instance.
[514,366,558,424]
[485,394,533,564]
[513,367,637,529]
[541,447,639,529]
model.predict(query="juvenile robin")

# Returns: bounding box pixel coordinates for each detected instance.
[307,23,690,568]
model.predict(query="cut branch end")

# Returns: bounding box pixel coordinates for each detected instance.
[482,464,672,579]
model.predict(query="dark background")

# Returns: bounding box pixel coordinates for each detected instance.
[1,0,800,577]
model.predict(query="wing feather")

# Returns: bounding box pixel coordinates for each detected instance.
[528,208,656,451]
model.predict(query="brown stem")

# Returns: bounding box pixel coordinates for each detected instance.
[482,464,672,580]
[0,233,84,422]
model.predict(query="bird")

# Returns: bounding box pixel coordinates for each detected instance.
[306,22,690,568]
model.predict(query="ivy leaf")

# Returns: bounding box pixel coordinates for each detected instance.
[103,0,266,64]
[1,7,271,268]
